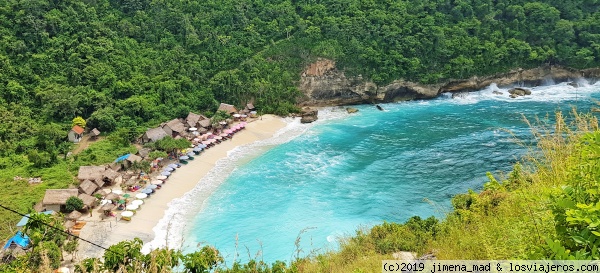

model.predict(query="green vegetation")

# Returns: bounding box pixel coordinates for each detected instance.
[3,110,600,272]
[1,0,600,270]
[65,196,84,213]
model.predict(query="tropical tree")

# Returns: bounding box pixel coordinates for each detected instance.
[182,246,224,273]
[65,196,84,212]
[72,116,86,129]
[103,238,146,272]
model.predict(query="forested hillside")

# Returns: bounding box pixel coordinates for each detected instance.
[0,0,599,235]
[1,0,600,151]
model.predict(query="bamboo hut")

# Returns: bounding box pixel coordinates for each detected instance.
[78,193,98,208]
[77,166,105,182]
[78,180,98,196]
[42,189,79,212]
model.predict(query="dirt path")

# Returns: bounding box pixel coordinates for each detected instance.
[72,135,103,155]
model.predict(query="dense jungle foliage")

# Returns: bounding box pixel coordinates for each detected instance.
[1,0,600,269]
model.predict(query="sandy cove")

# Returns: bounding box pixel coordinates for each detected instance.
[77,115,287,259]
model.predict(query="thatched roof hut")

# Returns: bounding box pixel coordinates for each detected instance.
[185,112,202,127]
[127,154,142,163]
[137,148,151,159]
[77,166,105,182]
[78,180,98,196]
[163,119,186,135]
[198,119,211,129]
[78,193,97,208]
[105,193,119,201]
[90,128,101,137]
[246,103,255,111]
[102,168,121,185]
[218,103,238,115]
[142,127,169,143]
[66,211,82,220]
[42,189,79,212]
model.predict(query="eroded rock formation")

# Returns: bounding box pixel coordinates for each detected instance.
[298,59,600,106]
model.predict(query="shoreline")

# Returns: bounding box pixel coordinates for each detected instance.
[77,115,288,259]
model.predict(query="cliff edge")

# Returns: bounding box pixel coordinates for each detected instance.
[298,59,600,106]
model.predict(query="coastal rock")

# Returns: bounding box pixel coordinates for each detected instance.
[568,82,579,88]
[492,91,504,95]
[298,58,438,106]
[300,108,318,123]
[298,62,596,106]
[346,107,359,113]
[508,87,531,97]
[451,92,468,99]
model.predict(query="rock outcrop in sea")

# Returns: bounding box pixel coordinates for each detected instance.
[298,59,600,106]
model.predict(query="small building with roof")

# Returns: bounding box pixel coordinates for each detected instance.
[78,193,97,209]
[3,231,30,250]
[78,180,98,196]
[185,112,205,128]
[42,189,79,212]
[77,166,105,182]
[68,125,85,143]
[218,103,238,115]
[162,119,186,136]
[89,128,101,139]
[141,127,169,143]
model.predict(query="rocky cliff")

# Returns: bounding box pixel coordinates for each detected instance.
[298,59,600,106]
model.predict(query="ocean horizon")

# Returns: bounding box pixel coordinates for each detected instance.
[145,81,600,263]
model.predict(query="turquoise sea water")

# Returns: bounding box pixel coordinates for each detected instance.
[149,82,600,263]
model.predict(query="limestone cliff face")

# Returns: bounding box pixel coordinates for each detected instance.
[298,59,600,106]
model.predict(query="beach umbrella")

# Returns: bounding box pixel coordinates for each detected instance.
[189,127,198,131]
[208,139,217,143]
[179,156,189,160]
[161,171,171,176]
[233,114,241,118]
[131,200,144,206]
[141,189,153,194]
[224,129,233,134]
[163,167,174,172]
[146,184,158,189]
[156,175,168,180]
[111,189,123,195]
[219,133,229,137]
[187,152,195,157]
[201,141,211,145]
[135,193,147,199]
[121,211,134,218]
[117,199,126,204]
[151,180,163,185]
[214,136,223,140]
[241,114,247,118]
[193,147,203,152]
[126,204,139,211]
[122,194,131,199]
[168,163,179,168]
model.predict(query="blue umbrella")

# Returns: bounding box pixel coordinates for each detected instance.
[115,154,131,162]
[198,144,207,148]
[141,189,153,194]
[168,163,179,168]
[146,184,158,189]
[187,152,195,157]
[163,167,174,172]
[179,156,189,160]
[193,147,203,152]
[161,171,171,176]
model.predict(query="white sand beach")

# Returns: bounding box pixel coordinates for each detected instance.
[77,115,287,259]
